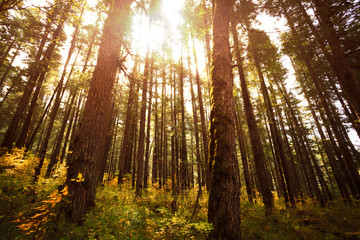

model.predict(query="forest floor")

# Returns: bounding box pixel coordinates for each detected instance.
[1,150,360,239]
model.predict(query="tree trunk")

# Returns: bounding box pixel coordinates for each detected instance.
[192,36,209,189]
[235,108,253,203]
[179,55,188,191]
[118,59,139,184]
[135,22,151,194]
[231,21,273,210]
[60,95,77,164]
[46,91,77,176]
[208,0,241,238]
[188,51,202,194]
[171,68,178,195]
[311,0,360,119]
[1,10,66,150]
[33,21,81,182]
[160,65,167,189]
[144,58,154,188]
[152,77,159,184]
[62,0,133,223]
[0,45,20,90]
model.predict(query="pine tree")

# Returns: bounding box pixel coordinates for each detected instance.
[208,0,242,238]
[62,0,133,223]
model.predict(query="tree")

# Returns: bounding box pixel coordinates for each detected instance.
[0,0,23,20]
[62,0,133,223]
[179,54,188,190]
[1,2,70,151]
[208,0,242,239]
[231,20,273,211]
[135,15,152,195]
[310,0,360,119]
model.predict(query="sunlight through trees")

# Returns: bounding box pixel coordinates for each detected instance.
[0,0,360,239]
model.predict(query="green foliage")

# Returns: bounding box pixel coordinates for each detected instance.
[0,149,37,239]
[13,188,67,240]
[241,199,360,240]
[0,149,67,239]
[62,182,212,240]
[0,0,23,20]
[1,151,360,239]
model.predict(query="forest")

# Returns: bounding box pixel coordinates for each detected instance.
[0,0,360,239]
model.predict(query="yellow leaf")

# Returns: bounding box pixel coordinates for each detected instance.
[61,186,68,196]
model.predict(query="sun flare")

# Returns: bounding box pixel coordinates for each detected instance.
[131,0,185,57]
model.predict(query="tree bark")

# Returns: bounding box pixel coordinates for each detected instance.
[231,22,273,210]
[192,36,210,189]
[144,58,154,188]
[188,52,202,194]
[135,21,151,194]
[152,77,159,184]
[179,55,188,191]
[311,0,360,119]
[0,45,20,90]
[63,0,133,223]
[33,20,81,182]
[1,9,65,150]
[208,0,241,239]
[118,59,139,184]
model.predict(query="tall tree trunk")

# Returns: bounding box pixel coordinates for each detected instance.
[0,45,20,90]
[235,108,253,203]
[191,36,209,189]
[62,0,133,223]
[135,20,152,194]
[130,80,141,188]
[188,51,202,195]
[275,103,303,198]
[46,90,77,176]
[179,55,188,191]
[247,26,297,207]
[311,0,360,119]
[1,9,67,150]
[208,0,241,238]
[60,95,77,164]
[231,21,273,210]
[152,77,159,184]
[144,58,154,188]
[170,68,178,196]
[118,59,139,184]
[33,22,81,182]
[98,100,117,183]
[160,65,167,189]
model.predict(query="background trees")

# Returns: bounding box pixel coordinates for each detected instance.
[0,0,359,236]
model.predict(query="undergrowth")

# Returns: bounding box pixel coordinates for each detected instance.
[1,150,360,239]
